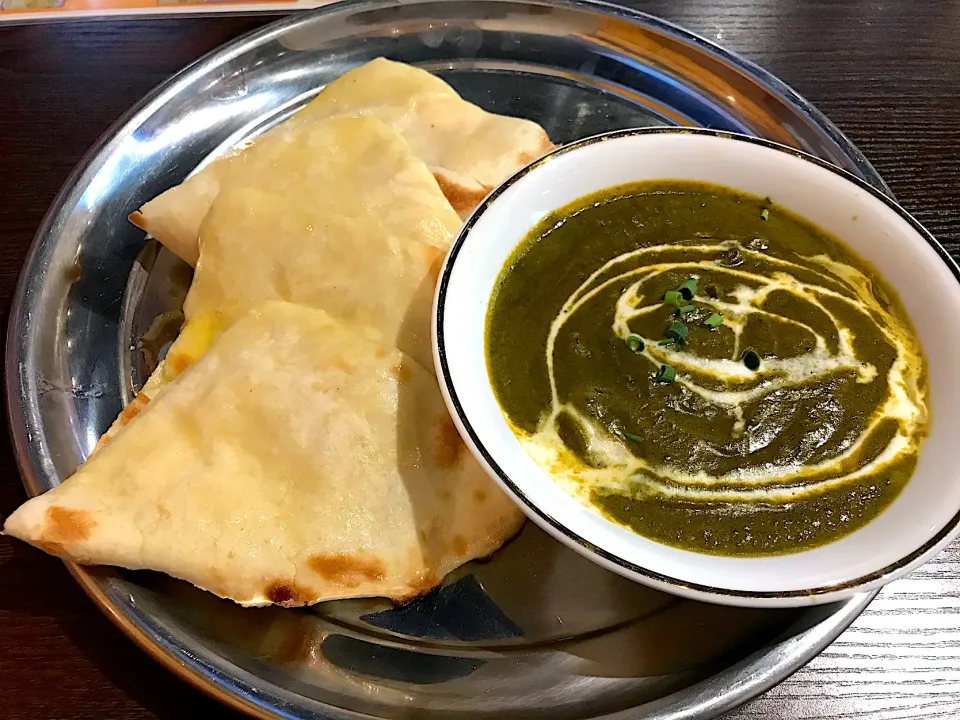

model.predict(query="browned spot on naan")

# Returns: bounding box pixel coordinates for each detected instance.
[516,138,555,167]
[265,581,316,607]
[44,506,95,544]
[166,352,193,378]
[432,136,554,218]
[335,357,356,374]
[433,417,464,469]
[309,553,386,587]
[433,172,488,217]
[94,392,152,451]
[120,392,150,425]
[30,538,71,557]
[95,391,153,451]
[394,570,441,603]
[128,210,148,232]
[473,488,487,503]
[391,360,413,383]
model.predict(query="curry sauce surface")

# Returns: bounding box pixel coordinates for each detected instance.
[486,181,928,556]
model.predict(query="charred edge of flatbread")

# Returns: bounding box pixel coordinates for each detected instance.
[28,506,98,558]
[95,391,152,451]
[263,552,390,607]
[264,580,320,608]
[128,210,148,232]
[432,172,489,218]
[432,140,558,217]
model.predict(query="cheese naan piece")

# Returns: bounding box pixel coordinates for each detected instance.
[130,58,553,265]
[4,303,525,606]
[180,115,457,370]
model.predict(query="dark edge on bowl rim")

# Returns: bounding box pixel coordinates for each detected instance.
[435,125,960,602]
[3,2,889,718]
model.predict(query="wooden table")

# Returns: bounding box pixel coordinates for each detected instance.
[1,2,958,718]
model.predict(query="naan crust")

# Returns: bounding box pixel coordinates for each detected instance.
[4,303,525,606]
[130,58,553,265]
[97,314,223,449]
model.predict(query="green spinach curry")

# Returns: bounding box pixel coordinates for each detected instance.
[486,180,928,557]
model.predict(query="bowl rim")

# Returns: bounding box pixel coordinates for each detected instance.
[434,125,960,603]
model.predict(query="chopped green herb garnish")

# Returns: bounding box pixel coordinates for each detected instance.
[663,289,682,307]
[625,334,644,353]
[760,208,770,221]
[742,348,762,371]
[654,364,677,384]
[623,432,644,443]
[657,338,676,347]
[678,304,696,315]
[705,313,723,329]
[677,278,698,301]
[665,321,689,344]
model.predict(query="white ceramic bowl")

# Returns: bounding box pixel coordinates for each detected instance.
[433,128,960,608]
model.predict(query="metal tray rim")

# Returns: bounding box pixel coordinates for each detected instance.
[5,1,883,718]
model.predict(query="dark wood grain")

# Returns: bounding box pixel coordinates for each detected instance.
[1,2,959,718]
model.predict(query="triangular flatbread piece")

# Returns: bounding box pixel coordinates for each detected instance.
[4,303,524,606]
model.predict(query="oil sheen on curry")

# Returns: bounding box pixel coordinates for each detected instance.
[486,180,928,557]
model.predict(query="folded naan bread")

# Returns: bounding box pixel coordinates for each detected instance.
[291,58,554,215]
[181,114,459,371]
[130,58,553,265]
[4,303,525,606]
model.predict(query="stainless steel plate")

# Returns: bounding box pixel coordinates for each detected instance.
[7,1,887,717]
